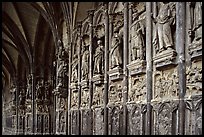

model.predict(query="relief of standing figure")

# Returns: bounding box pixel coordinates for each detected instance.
[110,32,122,69]
[94,40,104,74]
[152,2,175,53]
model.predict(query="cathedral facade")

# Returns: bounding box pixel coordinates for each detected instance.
[2,2,202,135]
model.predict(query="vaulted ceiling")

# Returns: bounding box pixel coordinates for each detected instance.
[2,2,99,92]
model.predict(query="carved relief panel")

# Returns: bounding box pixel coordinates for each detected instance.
[92,85,104,108]
[129,75,146,103]
[71,91,79,110]
[154,69,179,100]
[108,82,123,106]
[186,63,202,98]
[81,89,89,109]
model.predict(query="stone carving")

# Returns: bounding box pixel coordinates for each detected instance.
[81,42,89,80]
[81,89,89,108]
[71,92,78,109]
[186,65,202,97]
[129,76,146,103]
[158,105,171,135]
[19,88,25,106]
[42,105,49,113]
[188,2,202,60]
[131,16,145,61]
[108,106,122,135]
[36,79,44,101]
[93,108,104,135]
[37,114,42,133]
[71,110,78,135]
[58,112,66,133]
[56,40,67,88]
[152,2,177,69]
[110,31,123,69]
[71,54,78,83]
[152,2,176,53]
[130,106,141,135]
[92,86,104,107]
[26,75,32,100]
[154,70,178,100]
[37,105,43,113]
[44,81,51,101]
[44,115,49,133]
[10,84,17,102]
[109,83,123,105]
[94,40,104,74]
[189,2,202,46]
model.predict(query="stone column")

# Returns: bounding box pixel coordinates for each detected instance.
[88,10,94,109]
[77,21,82,135]
[68,44,72,135]
[185,3,192,66]
[128,2,133,64]
[145,2,153,135]
[103,2,109,135]
[176,2,186,135]
[123,2,129,135]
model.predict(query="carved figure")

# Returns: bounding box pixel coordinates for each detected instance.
[131,18,145,61]
[26,75,32,100]
[56,40,67,87]
[110,32,122,69]
[191,2,202,44]
[153,2,175,53]
[36,80,44,100]
[94,40,104,74]
[81,46,89,80]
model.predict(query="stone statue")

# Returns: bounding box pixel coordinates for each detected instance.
[192,2,202,44]
[26,75,32,100]
[131,18,145,61]
[94,40,104,74]
[56,40,67,87]
[44,82,51,100]
[19,89,25,105]
[152,2,175,53]
[71,54,78,83]
[110,32,122,69]
[59,113,65,132]
[81,45,89,80]
[36,80,44,100]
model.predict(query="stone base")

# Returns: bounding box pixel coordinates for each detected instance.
[127,59,146,76]
[81,80,89,89]
[71,83,78,92]
[93,74,104,85]
[153,49,177,70]
[108,66,123,81]
[189,41,202,61]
